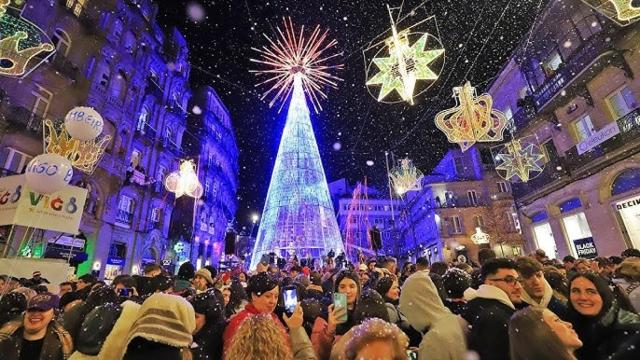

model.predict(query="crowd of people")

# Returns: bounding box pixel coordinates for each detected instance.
[0,248,639,360]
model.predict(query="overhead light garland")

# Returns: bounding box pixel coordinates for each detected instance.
[0,0,55,78]
[389,158,424,196]
[493,136,546,183]
[365,5,444,104]
[164,160,203,199]
[435,82,508,152]
[580,1,640,26]
[250,17,343,113]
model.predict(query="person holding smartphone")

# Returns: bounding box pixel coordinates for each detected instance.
[311,270,361,360]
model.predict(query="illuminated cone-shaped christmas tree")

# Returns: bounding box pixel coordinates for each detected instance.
[250,75,344,269]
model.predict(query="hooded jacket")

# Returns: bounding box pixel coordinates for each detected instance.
[520,278,568,319]
[68,300,141,360]
[399,271,467,360]
[0,319,73,360]
[462,284,517,360]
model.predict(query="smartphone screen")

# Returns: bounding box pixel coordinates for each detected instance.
[333,293,348,322]
[118,288,131,297]
[284,288,297,314]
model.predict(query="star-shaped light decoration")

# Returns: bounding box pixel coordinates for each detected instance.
[389,158,424,196]
[164,160,203,199]
[494,138,546,183]
[435,82,508,152]
[580,1,640,26]
[366,6,444,105]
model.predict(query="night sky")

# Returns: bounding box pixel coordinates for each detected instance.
[156,0,548,228]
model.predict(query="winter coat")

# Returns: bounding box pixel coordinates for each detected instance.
[400,271,467,360]
[68,300,140,360]
[571,302,640,360]
[192,321,225,360]
[443,299,468,316]
[462,284,517,360]
[613,278,640,313]
[0,319,73,360]
[290,326,318,360]
[520,278,568,320]
[310,310,354,360]
[62,301,92,341]
[385,302,422,347]
[222,303,289,353]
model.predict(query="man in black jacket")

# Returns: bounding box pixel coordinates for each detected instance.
[463,258,524,360]
[516,256,568,319]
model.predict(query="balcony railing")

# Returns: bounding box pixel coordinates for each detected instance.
[116,210,134,225]
[532,32,614,110]
[146,77,163,99]
[135,124,157,142]
[49,55,80,81]
[563,108,640,174]
[511,154,568,199]
[0,102,44,135]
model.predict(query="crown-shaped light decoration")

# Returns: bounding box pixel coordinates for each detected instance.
[471,227,490,245]
[43,119,111,175]
[492,136,546,183]
[365,5,444,105]
[164,160,203,199]
[389,158,424,196]
[580,1,640,26]
[0,0,55,78]
[435,82,508,152]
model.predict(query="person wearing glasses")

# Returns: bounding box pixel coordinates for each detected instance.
[463,258,524,360]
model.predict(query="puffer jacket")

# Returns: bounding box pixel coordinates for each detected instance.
[0,319,73,360]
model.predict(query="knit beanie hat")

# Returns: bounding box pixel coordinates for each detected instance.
[125,293,196,349]
[375,276,394,298]
[194,269,214,285]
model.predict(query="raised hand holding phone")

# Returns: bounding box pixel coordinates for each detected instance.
[283,303,304,330]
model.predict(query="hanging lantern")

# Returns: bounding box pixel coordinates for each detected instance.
[389,158,424,196]
[164,160,203,199]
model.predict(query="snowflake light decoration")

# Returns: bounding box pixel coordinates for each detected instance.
[493,137,546,183]
[250,17,343,113]
[164,160,203,199]
[0,0,55,78]
[435,82,508,152]
[580,1,640,26]
[389,158,424,196]
[364,6,444,104]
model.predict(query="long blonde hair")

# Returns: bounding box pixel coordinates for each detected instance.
[225,314,292,360]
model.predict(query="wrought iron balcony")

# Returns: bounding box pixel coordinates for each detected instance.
[532,32,615,110]
[563,108,640,174]
[49,55,80,81]
[511,154,569,200]
[0,101,44,136]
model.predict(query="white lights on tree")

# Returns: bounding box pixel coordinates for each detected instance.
[164,160,203,199]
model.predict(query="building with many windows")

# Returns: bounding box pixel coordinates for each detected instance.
[169,86,239,269]
[0,0,236,279]
[487,0,640,259]
[397,148,524,264]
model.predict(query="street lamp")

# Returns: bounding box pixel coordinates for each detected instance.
[250,213,260,237]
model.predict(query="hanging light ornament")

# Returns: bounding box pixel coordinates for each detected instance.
[471,227,490,245]
[493,136,546,183]
[365,5,444,104]
[250,17,343,113]
[389,158,424,196]
[0,0,55,78]
[435,82,508,152]
[580,1,640,26]
[164,160,204,199]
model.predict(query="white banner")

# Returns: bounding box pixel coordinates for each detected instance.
[577,121,620,155]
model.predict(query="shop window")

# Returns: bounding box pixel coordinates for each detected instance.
[607,86,638,119]
[559,198,582,213]
[533,222,556,259]
[109,242,127,259]
[572,114,595,142]
[562,212,593,257]
[611,168,640,196]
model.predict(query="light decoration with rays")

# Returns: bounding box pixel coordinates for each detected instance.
[492,136,546,183]
[164,160,204,199]
[0,0,55,78]
[389,158,424,196]
[250,17,344,113]
[435,82,508,152]
[365,5,444,105]
[580,1,640,26]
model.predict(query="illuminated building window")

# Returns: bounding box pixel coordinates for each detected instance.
[497,181,510,193]
[467,190,478,206]
[607,86,637,119]
[116,195,135,225]
[66,0,86,17]
[150,207,162,224]
[0,147,32,174]
[137,108,149,132]
[572,114,595,142]
[542,50,563,77]
[31,85,52,120]
[474,215,485,228]
[450,216,463,234]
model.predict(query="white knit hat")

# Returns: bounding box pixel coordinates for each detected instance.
[124,293,196,349]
